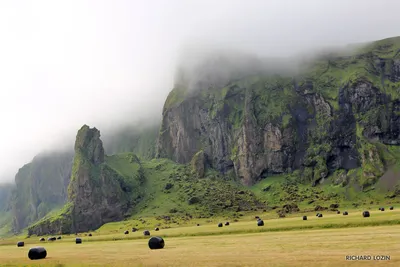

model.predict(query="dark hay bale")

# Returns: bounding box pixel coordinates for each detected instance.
[148,236,165,250]
[337,211,341,214]
[390,206,394,210]
[316,213,320,217]
[57,236,62,240]
[75,237,82,244]
[17,241,24,247]
[197,224,200,226]
[318,213,323,218]
[224,222,230,226]
[343,211,348,215]
[39,238,45,242]
[88,233,92,237]
[218,223,223,227]
[381,207,385,211]
[132,228,138,232]
[124,230,129,234]
[28,247,47,260]
[155,227,159,231]
[143,230,150,236]
[257,220,264,226]
[47,237,56,241]
[302,216,307,220]
[362,211,370,217]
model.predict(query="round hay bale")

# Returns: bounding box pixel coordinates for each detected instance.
[154,227,159,231]
[381,207,385,211]
[302,216,307,220]
[39,238,45,242]
[316,213,320,217]
[88,233,92,237]
[132,228,138,232]
[337,211,341,214]
[124,230,129,234]
[143,230,150,236]
[28,247,47,260]
[47,237,56,241]
[57,236,62,240]
[257,220,264,226]
[343,211,348,215]
[362,211,370,217]
[17,241,24,247]
[390,206,394,210]
[224,222,230,226]
[218,223,223,227]
[148,236,165,250]
[318,213,323,218]
[75,237,82,244]
[196,224,200,226]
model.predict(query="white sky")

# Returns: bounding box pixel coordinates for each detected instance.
[0,0,399,182]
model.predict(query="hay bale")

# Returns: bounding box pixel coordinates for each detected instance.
[343,211,348,215]
[196,224,200,226]
[57,236,62,240]
[148,236,165,250]
[88,233,92,237]
[302,216,307,220]
[154,227,159,231]
[224,222,230,226]
[257,220,264,226]
[28,247,47,260]
[218,223,223,227]
[47,237,56,241]
[132,228,138,232]
[316,213,320,217]
[337,211,341,214]
[381,207,385,211]
[75,237,82,244]
[39,238,45,242]
[318,213,323,218]
[17,241,24,247]
[124,230,129,234]
[362,211,370,217]
[390,206,394,210]
[143,230,150,236]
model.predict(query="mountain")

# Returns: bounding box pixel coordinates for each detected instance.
[157,36,400,188]
[28,125,265,235]
[2,36,400,236]
[9,151,74,232]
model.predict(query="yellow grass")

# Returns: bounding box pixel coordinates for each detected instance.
[2,209,400,266]
[1,225,399,267]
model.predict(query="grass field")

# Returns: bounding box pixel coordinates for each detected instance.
[1,208,400,267]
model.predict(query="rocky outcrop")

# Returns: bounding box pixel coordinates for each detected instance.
[191,150,207,178]
[157,37,400,187]
[29,125,139,235]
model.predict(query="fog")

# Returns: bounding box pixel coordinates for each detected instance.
[0,0,399,183]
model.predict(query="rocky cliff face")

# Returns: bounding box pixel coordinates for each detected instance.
[9,151,73,232]
[28,125,141,235]
[157,36,400,187]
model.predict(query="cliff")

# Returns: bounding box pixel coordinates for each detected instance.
[9,151,73,232]
[28,125,145,235]
[157,36,400,187]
